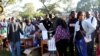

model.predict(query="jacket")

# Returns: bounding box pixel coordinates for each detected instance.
[7,22,23,42]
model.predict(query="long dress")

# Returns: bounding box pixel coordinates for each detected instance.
[96,19,100,56]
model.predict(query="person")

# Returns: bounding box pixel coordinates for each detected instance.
[2,18,8,49]
[2,18,8,36]
[96,12,100,56]
[54,18,70,56]
[2,18,7,28]
[24,19,36,38]
[68,11,78,56]
[74,11,87,56]
[85,11,97,56]
[41,14,53,39]
[41,14,52,31]
[7,17,24,56]
[0,20,3,34]
[49,14,58,35]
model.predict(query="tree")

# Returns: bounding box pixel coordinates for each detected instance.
[76,0,98,12]
[39,3,60,14]
[34,12,45,17]
[95,0,100,11]
[19,3,35,19]
[39,0,62,14]
[39,0,49,13]
[1,0,19,7]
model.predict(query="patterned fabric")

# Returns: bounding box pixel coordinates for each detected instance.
[54,26,70,42]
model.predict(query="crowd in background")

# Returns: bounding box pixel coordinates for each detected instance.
[0,11,100,56]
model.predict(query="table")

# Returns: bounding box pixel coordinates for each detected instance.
[21,38,33,49]
[40,40,58,56]
[40,40,48,56]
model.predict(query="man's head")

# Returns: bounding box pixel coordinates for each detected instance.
[86,11,91,18]
[70,11,76,19]
[44,14,49,20]
[10,17,15,22]
[49,14,55,20]
[3,18,6,22]
[94,11,99,19]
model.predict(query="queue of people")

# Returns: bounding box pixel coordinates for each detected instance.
[0,11,100,56]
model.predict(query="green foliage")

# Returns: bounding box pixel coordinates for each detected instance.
[39,3,60,14]
[19,3,35,19]
[34,12,45,17]
[76,0,100,12]
[8,0,15,4]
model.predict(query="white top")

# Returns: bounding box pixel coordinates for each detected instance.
[86,16,97,30]
[24,24,35,35]
[74,19,95,42]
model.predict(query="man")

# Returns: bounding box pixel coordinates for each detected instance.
[41,14,52,31]
[2,18,7,35]
[68,11,77,56]
[2,18,8,49]
[85,11,97,56]
[49,14,58,35]
[7,17,24,56]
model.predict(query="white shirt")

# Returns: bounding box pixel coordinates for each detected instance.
[74,19,94,42]
[74,20,86,38]
[86,16,97,30]
[24,24,35,35]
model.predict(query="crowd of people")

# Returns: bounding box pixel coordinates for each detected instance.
[0,11,100,56]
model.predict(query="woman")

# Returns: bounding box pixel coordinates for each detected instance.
[96,12,100,56]
[74,11,87,56]
[54,18,70,56]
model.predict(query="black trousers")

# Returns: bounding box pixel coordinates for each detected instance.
[87,37,94,56]
[69,36,74,56]
[87,32,95,56]
[56,39,69,56]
